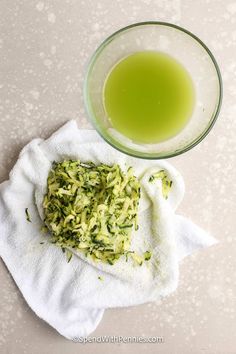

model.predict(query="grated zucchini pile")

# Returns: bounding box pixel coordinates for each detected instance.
[43,160,143,265]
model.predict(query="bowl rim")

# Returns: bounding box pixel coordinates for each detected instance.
[83,21,223,160]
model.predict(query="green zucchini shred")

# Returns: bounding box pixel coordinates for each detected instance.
[43,160,149,265]
[149,170,173,199]
[25,208,31,222]
[66,250,73,263]
[143,250,152,261]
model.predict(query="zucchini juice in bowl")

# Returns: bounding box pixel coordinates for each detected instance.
[84,22,222,159]
[103,50,195,144]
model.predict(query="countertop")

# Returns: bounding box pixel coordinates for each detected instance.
[0,1,236,353]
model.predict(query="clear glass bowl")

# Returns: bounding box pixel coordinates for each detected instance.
[84,22,222,159]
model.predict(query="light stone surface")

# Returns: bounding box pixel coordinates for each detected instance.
[0,1,236,353]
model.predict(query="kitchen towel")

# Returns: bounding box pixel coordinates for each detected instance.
[0,120,217,340]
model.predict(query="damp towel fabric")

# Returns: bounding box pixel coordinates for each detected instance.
[0,121,217,340]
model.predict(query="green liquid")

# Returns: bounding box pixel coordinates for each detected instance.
[103,51,195,143]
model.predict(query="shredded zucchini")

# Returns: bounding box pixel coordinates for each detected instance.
[66,250,73,263]
[25,208,31,222]
[149,170,172,199]
[43,160,146,265]
[143,251,152,261]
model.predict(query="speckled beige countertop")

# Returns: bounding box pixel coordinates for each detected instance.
[0,1,236,353]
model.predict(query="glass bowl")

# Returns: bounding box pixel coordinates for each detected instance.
[84,22,222,159]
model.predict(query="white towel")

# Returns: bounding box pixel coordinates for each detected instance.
[0,120,217,340]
